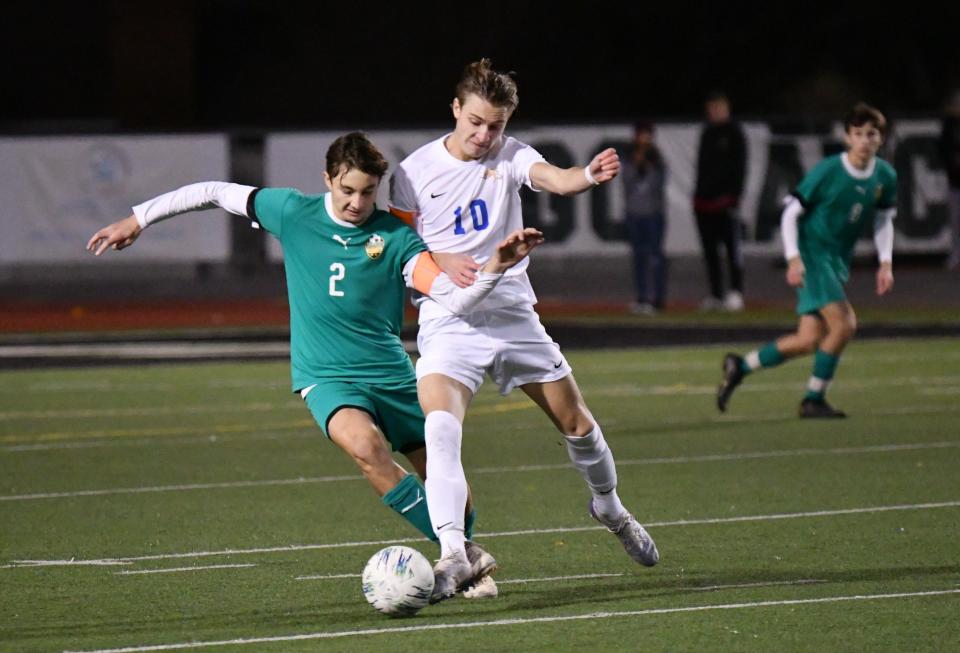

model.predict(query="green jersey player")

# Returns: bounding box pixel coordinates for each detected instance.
[87,132,543,598]
[717,103,897,418]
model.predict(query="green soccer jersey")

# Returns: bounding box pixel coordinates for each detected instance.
[793,153,898,265]
[251,188,426,392]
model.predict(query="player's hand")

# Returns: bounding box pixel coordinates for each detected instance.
[876,263,894,296]
[86,215,142,256]
[432,252,479,288]
[487,228,545,273]
[786,256,805,287]
[587,148,621,185]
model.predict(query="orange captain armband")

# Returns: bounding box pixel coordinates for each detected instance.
[411,252,443,295]
[389,206,416,227]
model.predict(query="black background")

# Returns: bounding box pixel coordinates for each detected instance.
[4,1,959,131]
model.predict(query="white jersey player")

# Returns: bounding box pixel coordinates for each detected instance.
[389,59,660,603]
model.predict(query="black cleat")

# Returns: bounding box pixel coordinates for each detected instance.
[798,398,847,419]
[716,353,745,412]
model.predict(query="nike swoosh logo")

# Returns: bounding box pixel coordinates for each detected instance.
[434,521,454,531]
[399,491,424,514]
[430,192,446,199]
[553,361,563,369]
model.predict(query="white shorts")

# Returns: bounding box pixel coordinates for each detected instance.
[416,303,572,395]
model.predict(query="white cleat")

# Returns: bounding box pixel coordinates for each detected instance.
[464,541,497,579]
[462,574,499,599]
[589,500,660,567]
[462,541,498,599]
[429,551,472,604]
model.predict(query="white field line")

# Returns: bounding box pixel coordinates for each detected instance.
[918,387,960,395]
[4,559,131,568]
[5,440,957,503]
[497,573,623,584]
[1,430,317,453]
[62,589,960,653]
[11,500,960,568]
[0,420,315,446]
[114,564,256,576]
[0,402,302,422]
[0,475,360,502]
[688,579,824,591]
[295,572,361,580]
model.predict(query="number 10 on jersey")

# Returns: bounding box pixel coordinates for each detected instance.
[453,199,489,235]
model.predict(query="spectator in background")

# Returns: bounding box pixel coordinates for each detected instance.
[939,89,960,270]
[693,91,747,311]
[622,121,668,315]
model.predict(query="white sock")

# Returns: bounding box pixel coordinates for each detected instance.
[564,424,626,522]
[424,410,468,558]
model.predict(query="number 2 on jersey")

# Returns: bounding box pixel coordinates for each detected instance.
[453,199,489,235]
[329,263,345,297]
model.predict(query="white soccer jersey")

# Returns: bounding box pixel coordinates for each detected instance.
[390,134,545,320]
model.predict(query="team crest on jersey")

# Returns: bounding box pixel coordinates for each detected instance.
[484,168,501,180]
[365,234,385,259]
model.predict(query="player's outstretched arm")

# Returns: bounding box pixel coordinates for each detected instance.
[404,228,544,315]
[86,182,256,257]
[87,215,142,255]
[529,148,621,196]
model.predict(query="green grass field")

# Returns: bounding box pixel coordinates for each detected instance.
[2,339,959,652]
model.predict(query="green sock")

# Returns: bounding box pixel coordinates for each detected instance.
[741,342,785,375]
[465,508,477,541]
[381,474,436,542]
[804,349,840,401]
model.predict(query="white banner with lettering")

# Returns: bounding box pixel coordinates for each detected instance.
[0,135,230,263]
[264,121,950,260]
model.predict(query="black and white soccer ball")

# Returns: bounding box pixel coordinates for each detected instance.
[361,545,434,617]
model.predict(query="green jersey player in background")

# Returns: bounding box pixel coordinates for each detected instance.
[717,103,897,418]
[87,132,543,599]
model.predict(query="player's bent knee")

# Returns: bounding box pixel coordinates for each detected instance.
[798,337,819,354]
[349,440,394,475]
[332,425,392,474]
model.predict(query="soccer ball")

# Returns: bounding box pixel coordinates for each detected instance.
[361,545,434,617]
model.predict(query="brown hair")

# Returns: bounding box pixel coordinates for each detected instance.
[845,102,887,137]
[325,131,389,179]
[455,58,519,111]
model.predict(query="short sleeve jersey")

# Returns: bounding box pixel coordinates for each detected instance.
[793,154,898,263]
[389,135,545,318]
[252,189,426,391]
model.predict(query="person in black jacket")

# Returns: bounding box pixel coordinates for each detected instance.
[693,91,747,311]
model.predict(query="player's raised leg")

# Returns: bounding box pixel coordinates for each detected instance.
[522,375,659,567]
[718,315,826,412]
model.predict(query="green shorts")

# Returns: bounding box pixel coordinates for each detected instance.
[796,251,850,315]
[302,379,425,454]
